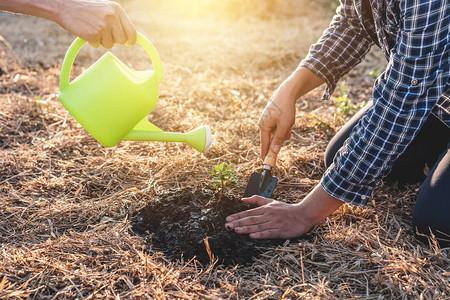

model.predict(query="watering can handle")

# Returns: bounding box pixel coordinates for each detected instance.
[59,32,163,91]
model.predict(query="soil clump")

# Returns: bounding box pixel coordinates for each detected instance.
[132,188,298,266]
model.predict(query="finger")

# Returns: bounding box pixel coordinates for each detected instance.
[234,221,272,235]
[259,121,272,159]
[242,195,272,206]
[225,205,265,222]
[249,228,281,239]
[111,22,127,45]
[87,39,101,48]
[233,214,269,228]
[101,28,114,49]
[120,13,137,46]
[270,122,291,153]
[227,212,271,231]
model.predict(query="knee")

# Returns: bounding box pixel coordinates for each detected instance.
[411,206,439,246]
[411,211,429,243]
[411,214,450,248]
[412,193,450,248]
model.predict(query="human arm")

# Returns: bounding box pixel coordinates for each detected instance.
[228,67,332,240]
[0,0,137,48]
[259,67,324,158]
[225,184,343,239]
[262,0,373,157]
[227,0,374,239]
[322,0,450,205]
[227,0,449,239]
[263,0,449,207]
[298,0,374,101]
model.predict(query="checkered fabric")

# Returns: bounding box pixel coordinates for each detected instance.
[299,0,449,206]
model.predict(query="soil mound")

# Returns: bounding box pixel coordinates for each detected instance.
[131,188,297,266]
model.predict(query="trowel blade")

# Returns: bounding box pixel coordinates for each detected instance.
[243,171,278,198]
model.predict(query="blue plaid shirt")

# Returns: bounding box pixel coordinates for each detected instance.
[299,0,450,206]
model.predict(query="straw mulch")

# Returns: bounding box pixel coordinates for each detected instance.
[1,1,449,298]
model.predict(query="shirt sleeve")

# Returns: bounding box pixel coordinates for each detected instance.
[321,0,450,206]
[299,0,374,99]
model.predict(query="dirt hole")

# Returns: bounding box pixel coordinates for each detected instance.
[131,188,304,266]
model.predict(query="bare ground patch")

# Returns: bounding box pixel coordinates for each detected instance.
[0,1,448,299]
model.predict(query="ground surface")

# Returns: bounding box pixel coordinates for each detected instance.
[0,0,449,299]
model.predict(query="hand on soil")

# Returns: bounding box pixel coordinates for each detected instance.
[225,195,313,239]
[55,0,137,48]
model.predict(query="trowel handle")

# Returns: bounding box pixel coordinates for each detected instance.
[263,148,279,168]
[59,32,163,91]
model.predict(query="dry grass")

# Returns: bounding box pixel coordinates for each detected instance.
[0,1,449,299]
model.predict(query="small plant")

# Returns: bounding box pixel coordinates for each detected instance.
[210,162,239,201]
[368,67,383,78]
[333,82,367,123]
[307,110,335,138]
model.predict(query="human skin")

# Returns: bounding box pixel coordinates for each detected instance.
[0,0,136,49]
[225,67,344,239]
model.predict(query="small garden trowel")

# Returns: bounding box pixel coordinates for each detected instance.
[243,149,278,198]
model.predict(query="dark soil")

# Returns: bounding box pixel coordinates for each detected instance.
[131,188,301,266]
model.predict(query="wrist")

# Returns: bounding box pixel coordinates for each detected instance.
[292,202,317,232]
[297,184,344,226]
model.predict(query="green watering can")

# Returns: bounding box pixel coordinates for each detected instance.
[58,32,211,153]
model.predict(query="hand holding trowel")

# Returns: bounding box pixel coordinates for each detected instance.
[243,148,279,198]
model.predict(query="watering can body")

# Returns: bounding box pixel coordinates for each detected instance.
[58,33,211,152]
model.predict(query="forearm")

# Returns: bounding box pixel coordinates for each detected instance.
[282,67,325,102]
[1,0,137,49]
[281,70,343,225]
[0,0,60,22]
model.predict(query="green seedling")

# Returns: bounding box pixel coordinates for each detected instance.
[210,162,239,201]
[333,82,367,123]
[369,68,383,78]
[308,110,334,136]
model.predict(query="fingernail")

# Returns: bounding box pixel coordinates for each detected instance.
[225,223,234,230]
[272,145,281,153]
[226,216,234,222]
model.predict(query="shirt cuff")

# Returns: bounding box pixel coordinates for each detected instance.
[299,58,337,100]
[320,164,374,207]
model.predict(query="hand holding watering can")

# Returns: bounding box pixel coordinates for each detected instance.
[59,32,212,153]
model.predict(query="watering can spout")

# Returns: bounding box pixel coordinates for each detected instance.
[123,118,212,153]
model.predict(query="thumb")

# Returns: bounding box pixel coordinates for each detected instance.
[242,195,273,206]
